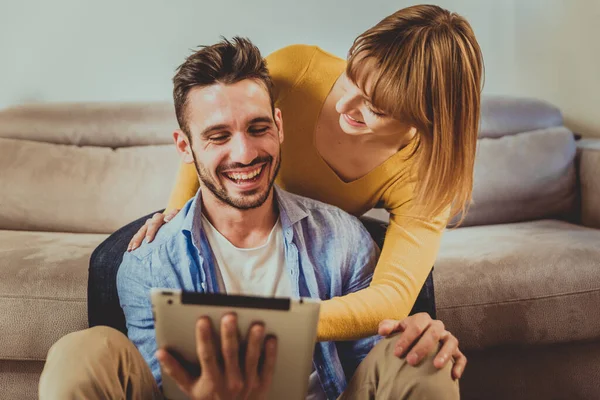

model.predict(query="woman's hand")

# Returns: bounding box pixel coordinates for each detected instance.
[127,209,180,251]
[378,313,466,379]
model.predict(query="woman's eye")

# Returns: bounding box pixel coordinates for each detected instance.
[367,106,386,117]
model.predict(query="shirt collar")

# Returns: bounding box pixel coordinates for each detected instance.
[181,185,308,238]
[273,185,308,229]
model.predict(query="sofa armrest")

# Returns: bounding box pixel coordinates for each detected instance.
[577,139,600,229]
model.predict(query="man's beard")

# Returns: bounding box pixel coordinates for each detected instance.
[192,151,281,210]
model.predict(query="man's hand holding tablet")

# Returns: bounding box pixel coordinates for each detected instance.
[156,313,277,400]
[152,290,320,400]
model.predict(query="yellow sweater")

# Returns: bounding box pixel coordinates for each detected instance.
[166,45,449,341]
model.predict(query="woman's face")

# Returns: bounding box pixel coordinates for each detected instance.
[335,73,411,139]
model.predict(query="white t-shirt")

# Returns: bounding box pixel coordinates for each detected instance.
[201,214,291,296]
[201,215,326,399]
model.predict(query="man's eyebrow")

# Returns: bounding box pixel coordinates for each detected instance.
[248,116,274,125]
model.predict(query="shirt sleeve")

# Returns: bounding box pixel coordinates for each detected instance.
[334,216,382,380]
[339,215,379,295]
[317,179,449,341]
[117,251,162,385]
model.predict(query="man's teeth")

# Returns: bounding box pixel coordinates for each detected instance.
[226,166,262,181]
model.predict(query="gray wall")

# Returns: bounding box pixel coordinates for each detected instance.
[1,0,598,136]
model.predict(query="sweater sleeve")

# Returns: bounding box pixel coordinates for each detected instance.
[316,178,450,341]
[165,161,199,213]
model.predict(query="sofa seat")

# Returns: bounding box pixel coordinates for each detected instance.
[0,230,106,362]
[435,219,600,351]
[0,361,44,400]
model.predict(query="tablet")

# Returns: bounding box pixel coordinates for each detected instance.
[151,289,320,400]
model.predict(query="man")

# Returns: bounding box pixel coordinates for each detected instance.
[40,37,460,400]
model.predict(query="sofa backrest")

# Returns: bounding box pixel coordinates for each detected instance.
[458,96,578,227]
[0,103,181,234]
[0,97,580,233]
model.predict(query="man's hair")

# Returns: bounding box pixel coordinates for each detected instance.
[173,36,274,136]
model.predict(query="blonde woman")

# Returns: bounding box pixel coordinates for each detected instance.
[89,4,482,380]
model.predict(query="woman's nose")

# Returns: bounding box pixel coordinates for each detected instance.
[335,90,362,115]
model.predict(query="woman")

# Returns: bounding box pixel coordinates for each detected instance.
[92,4,482,379]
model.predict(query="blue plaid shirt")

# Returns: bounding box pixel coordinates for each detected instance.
[117,186,381,399]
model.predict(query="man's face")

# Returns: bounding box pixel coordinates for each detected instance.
[176,79,283,210]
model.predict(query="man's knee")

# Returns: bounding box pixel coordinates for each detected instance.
[47,326,129,359]
[85,325,131,346]
[404,347,459,399]
[372,336,459,399]
[40,327,135,400]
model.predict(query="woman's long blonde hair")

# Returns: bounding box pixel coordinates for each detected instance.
[347,5,484,224]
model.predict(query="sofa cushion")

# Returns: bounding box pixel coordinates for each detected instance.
[435,220,600,351]
[458,127,577,227]
[461,341,600,400]
[0,361,43,400]
[0,102,176,147]
[0,137,180,234]
[0,230,106,361]
[479,96,563,139]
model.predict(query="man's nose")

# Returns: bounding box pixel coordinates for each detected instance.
[230,133,259,165]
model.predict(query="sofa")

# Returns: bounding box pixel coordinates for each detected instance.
[433,98,600,400]
[0,97,598,399]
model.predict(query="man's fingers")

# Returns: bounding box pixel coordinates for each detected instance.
[220,313,243,395]
[195,317,222,381]
[156,349,194,396]
[243,323,265,395]
[433,331,458,369]
[393,313,434,357]
[452,349,468,380]
[128,225,148,251]
[378,319,406,336]
[258,336,278,394]
[405,320,445,365]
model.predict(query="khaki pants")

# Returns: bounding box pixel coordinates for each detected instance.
[39,326,459,400]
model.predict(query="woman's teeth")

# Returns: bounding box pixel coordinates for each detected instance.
[346,114,364,123]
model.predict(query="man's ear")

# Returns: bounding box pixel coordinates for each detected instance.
[173,129,194,164]
[274,108,284,144]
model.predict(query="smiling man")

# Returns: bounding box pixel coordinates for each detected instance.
[39,37,459,400]
[190,98,280,211]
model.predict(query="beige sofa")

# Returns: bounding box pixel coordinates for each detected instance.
[0,97,598,399]
[434,98,600,399]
